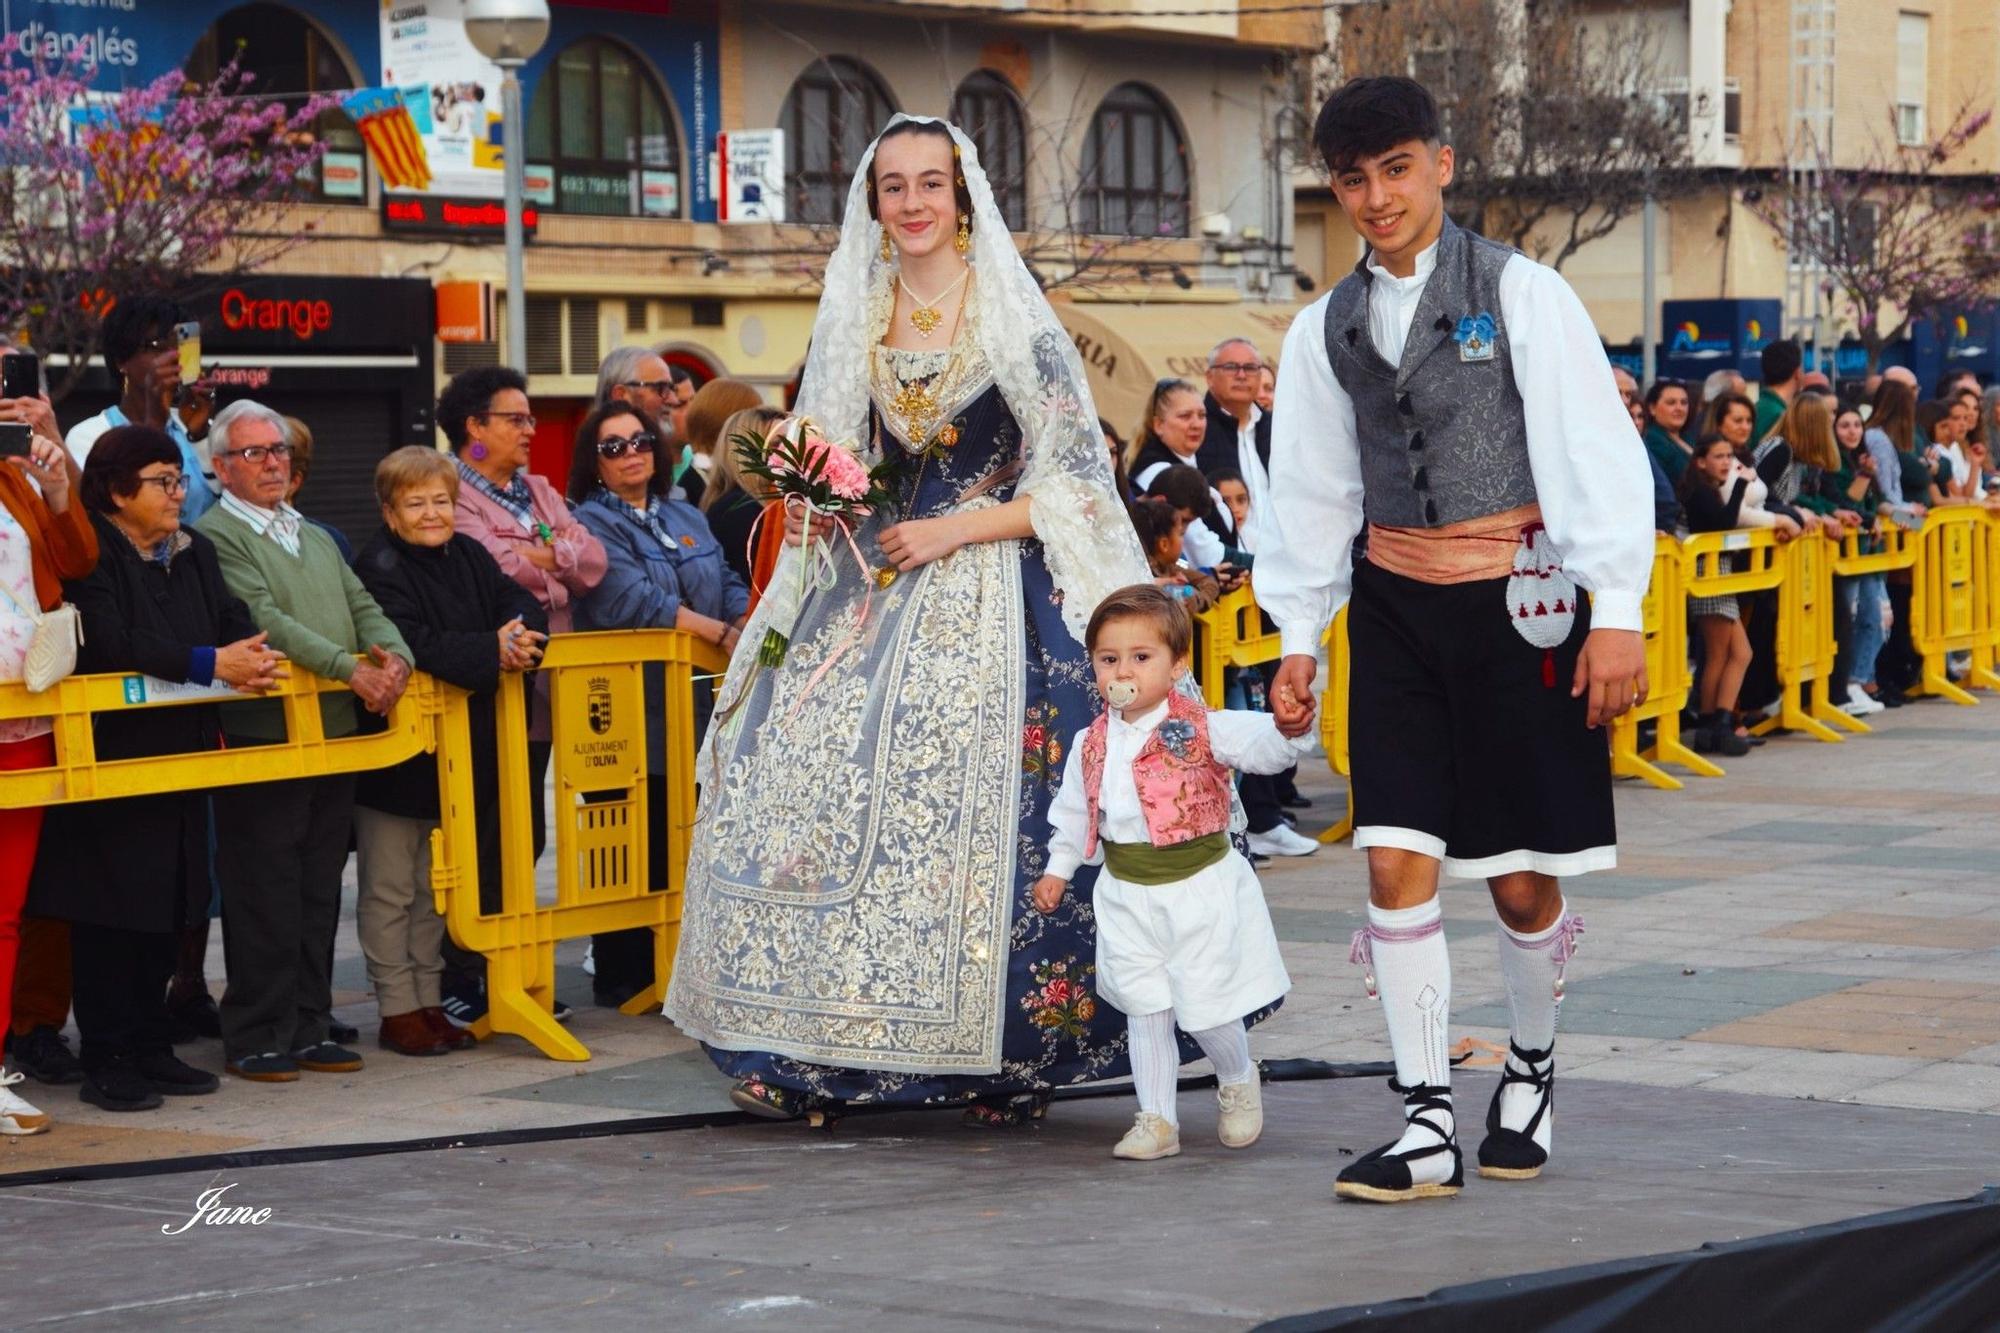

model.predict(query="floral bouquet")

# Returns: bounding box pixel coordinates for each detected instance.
[731,415,895,667]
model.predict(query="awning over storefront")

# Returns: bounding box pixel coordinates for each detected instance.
[1052,300,1307,438]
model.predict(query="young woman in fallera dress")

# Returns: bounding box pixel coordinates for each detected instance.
[664,117,1270,1125]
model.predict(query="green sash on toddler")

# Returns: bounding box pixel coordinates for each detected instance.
[1100,833,1229,885]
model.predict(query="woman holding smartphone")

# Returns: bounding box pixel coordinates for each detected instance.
[61,297,218,523]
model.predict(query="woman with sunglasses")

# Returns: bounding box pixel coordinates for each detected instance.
[569,402,748,1008]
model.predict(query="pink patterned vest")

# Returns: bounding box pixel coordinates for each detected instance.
[1079,691,1234,858]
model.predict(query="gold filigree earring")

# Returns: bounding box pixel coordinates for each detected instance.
[881,228,893,263]
[954,214,971,254]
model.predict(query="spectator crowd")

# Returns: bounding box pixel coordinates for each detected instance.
[0,295,1994,1140]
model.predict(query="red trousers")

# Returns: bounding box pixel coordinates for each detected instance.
[0,732,55,1042]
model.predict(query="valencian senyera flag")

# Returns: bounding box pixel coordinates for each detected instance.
[342,87,431,192]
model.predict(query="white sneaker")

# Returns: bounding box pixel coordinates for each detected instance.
[1216,1078,1263,1148]
[0,1066,51,1136]
[1246,824,1318,858]
[1842,684,1885,716]
[1112,1111,1181,1160]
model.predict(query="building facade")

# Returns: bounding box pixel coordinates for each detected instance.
[12,0,1318,535]
[1295,0,1999,382]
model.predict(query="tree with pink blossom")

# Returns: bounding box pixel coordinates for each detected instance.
[0,42,338,400]
[1749,102,1999,374]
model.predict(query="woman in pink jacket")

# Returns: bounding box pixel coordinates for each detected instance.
[434,365,607,1024]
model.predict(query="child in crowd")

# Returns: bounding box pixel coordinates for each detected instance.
[1679,433,1799,756]
[1128,497,1219,611]
[1034,585,1306,1160]
[1210,467,1255,554]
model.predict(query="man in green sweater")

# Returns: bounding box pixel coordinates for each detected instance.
[1754,338,1802,445]
[197,400,412,1083]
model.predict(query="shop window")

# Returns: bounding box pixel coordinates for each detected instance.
[951,70,1027,232]
[186,3,369,204]
[525,38,683,218]
[525,295,565,376]
[780,57,897,225]
[1080,84,1190,238]
[569,299,600,371]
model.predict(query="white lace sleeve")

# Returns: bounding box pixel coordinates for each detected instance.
[1011,325,1153,646]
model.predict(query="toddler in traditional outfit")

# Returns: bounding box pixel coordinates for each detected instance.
[1034,584,1304,1159]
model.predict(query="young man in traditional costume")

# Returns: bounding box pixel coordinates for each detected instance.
[1259,77,1654,1202]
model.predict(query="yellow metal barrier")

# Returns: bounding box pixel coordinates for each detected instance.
[1676,527,1783,778]
[1316,604,1354,844]
[1191,584,1284,709]
[1751,533,1865,743]
[1979,512,2000,689]
[1909,507,2000,706]
[0,668,442,809]
[431,628,728,1062]
[1829,523,1917,579]
[1610,534,1715,790]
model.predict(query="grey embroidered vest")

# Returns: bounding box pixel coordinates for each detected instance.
[1322,218,1537,528]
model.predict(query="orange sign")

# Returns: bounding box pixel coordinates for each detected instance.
[435,282,491,344]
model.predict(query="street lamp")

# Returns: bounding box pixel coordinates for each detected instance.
[464,0,550,375]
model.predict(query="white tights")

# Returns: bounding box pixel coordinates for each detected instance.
[1127,1010,1252,1126]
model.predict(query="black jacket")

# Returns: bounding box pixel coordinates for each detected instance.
[29,513,258,931]
[704,487,762,592]
[352,528,547,821]
[1196,391,1271,481]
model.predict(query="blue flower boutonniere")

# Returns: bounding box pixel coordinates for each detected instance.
[1157,718,1196,760]
[1454,312,1497,363]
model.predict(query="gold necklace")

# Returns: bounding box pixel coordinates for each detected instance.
[898,267,969,338]
[882,281,973,448]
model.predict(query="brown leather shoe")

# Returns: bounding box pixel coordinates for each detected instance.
[377,1013,450,1058]
[418,1006,476,1049]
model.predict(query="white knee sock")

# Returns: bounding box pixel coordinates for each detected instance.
[1357,900,1455,1175]
[1188,1020,1253,1086]
[1127,1009,1181,1125]
[1496,902,1583,1143]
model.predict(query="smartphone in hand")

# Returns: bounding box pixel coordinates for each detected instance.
[0,421,34,460]
[0,351,38,400]
[174,321,202,385]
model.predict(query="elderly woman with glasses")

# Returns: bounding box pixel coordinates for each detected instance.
[27,426,281,1113]
[568,402,748,1008]
[353,447,548,1056]
[433,365,605,1024]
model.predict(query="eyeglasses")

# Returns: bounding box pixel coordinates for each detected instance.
[218,443,293,464]
[1210,361,1262,376]
[597,432,657,459]
[136,474,188,495]
[479,412,537,431]
[621,379,671,395]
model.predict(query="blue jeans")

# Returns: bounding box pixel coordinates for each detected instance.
[1842,574,1886,688]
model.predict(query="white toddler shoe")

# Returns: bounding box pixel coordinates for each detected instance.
[1216,1078,1263,1148]
[1113,1111,1181,1160]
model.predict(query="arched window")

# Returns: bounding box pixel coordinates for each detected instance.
[951,70,1027,232]
[187,3,367,203]
[1080,84,1190,238]
[526,38,683,217]
[780,57,896,225]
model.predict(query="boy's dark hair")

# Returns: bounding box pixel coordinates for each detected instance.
[437,364,529,451]
[1759,338,1802,386]
[101,294,189,371]
[1144,462,1217,525]
[1313,76,1442,174]
[1086,582,1193,660]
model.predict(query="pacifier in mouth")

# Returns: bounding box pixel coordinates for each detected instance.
[1104,680,1139,709]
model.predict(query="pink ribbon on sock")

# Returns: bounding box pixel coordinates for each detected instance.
[1504,913,1586,1000]
[1347,916,1445,1000]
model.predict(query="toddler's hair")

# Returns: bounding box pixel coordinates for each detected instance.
[1086,583,1193,660]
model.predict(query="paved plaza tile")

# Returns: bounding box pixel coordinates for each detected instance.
[3,689,1996,1177]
